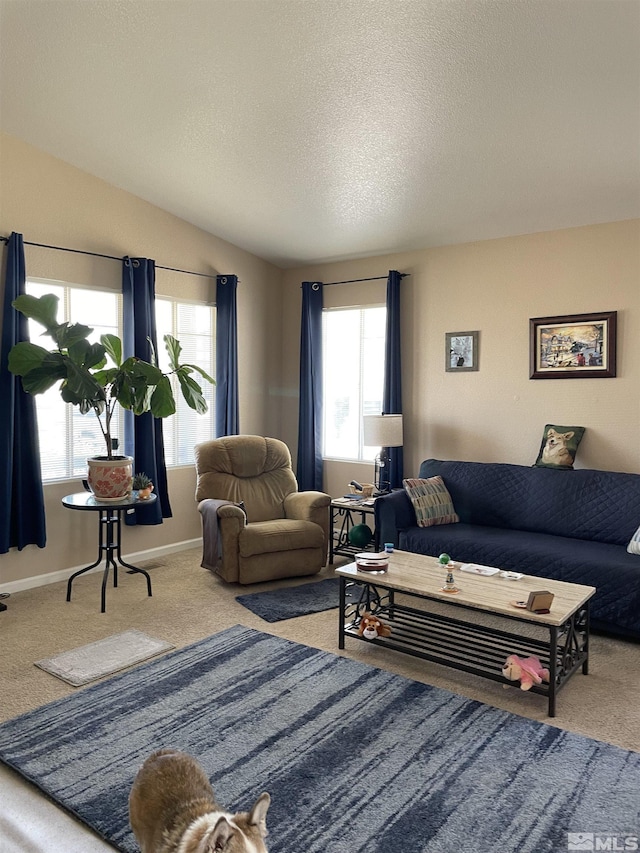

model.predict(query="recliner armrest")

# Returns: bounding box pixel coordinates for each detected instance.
[284,491,331,563]
[217,504,247,522]
[198,499,246,582]
[374,489,416,548]
[284,491,331,521]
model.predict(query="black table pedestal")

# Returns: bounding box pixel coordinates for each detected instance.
[63,493,155,613]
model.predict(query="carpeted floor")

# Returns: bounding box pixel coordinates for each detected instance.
[1,547,639,752]
[1,625,638,853]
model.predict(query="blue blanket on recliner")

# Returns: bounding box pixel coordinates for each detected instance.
[375,459,640,639]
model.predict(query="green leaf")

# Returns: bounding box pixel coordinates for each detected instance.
[63,360,105,402]
[130,360,163,384]
[150,375,177,418]
[21,356,67,394]
[111,372,132,411]
[68,340,107,370]
[176,368,208,414]
[147,336,157,367]
[83,343,107,370]
[184,362,215,385]
[101,334,122,367]
[7,341,49,376]
[12,293,60,331]
[164,334,182,371]
[56,322,94,349]
[92,366,119,387]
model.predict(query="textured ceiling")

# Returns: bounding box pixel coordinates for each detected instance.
[1,0,639,269]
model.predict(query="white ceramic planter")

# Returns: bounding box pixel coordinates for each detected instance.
[87,456,133,501]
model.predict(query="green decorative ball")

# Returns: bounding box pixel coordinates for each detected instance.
[439,553,451,565]
[349,524,373,548]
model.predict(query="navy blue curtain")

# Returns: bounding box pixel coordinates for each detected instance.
[0,233,46,553]
[296,281,323,491]
[215,274,239,436]
[122,257,171,525]
[382,270,404,490]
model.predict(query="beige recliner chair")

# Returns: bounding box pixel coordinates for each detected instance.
[195,435,331,584]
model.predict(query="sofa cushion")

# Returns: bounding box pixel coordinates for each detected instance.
[628,524,640,555]
[399,522,640,638]
[534,424,585,469]
[403,476,459,528]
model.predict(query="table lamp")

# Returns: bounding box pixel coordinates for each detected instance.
[363,414,403,493]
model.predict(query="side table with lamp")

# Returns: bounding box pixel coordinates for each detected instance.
[330,413,403,563]
[363,413,403,494]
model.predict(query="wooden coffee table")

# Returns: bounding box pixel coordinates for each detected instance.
[336,550,596,716]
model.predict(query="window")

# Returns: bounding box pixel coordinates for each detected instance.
[25,280,122,481]
[322,305,386,461]
[23,282,215,480]
[155,298,216,466]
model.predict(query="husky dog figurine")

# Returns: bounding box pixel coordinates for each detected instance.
[129,748,270,853]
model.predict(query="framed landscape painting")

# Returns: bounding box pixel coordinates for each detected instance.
[529,311,617,379]
[446,331,479,372]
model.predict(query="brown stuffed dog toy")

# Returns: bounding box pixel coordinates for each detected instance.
[358,612,391,640]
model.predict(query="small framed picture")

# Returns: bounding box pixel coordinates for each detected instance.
[446,331,479,372]
[529,311,617,379]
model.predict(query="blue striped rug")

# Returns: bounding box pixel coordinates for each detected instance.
[0,626,638,852]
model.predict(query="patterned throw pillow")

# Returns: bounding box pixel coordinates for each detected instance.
[534,424,585,469]
[628,525,640,556]
[403,476,460,528]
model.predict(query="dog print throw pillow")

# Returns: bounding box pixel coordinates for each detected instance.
[534,424,585,469]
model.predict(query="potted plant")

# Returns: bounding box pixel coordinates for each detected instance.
[132,472,154,500]
[8,292,214,500]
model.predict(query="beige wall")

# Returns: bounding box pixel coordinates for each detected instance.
[281,220,640,499]
[0,133,282,585]
[2,132,639,587]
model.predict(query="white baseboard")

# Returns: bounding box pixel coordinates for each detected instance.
[0,538,202,595]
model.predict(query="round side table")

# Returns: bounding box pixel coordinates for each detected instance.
[62,492,156,613]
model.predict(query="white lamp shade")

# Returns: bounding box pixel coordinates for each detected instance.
[363,414,403,448]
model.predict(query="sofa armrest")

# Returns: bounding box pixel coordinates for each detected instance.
[374,489,416,548]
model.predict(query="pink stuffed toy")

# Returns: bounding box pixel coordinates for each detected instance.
[502,654,550,691]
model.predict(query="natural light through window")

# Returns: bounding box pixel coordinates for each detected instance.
[322,306,386,461]
[155,298,216,466]
[25,280,122,481]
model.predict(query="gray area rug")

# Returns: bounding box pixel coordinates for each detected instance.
[35,629,174,686]
[236,577,341,621]
[1,625,638,853]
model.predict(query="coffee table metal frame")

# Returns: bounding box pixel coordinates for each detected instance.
[337,557,595,717]
[62,492,155,613]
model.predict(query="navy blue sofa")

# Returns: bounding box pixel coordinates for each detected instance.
[375,458,640,640]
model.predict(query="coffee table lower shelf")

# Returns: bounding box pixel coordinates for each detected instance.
[338,577,590,717]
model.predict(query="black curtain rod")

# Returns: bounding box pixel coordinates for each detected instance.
[320,273,409,286]
[0,235,219,281]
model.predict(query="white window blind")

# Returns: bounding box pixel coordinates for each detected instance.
[155,298,216,466]
[322,305,386,461]
[25,280,123,481]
